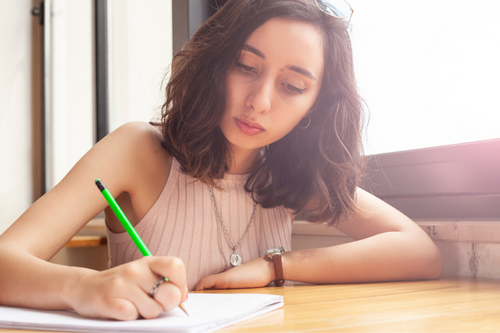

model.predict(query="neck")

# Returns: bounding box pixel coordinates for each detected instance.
[227,147,261,174]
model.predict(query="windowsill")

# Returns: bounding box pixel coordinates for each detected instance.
[77,218,106,236]
[65,218,107,248]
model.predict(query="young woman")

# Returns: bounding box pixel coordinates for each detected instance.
[0,0,441,321]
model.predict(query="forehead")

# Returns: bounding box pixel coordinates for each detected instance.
[244,17,324,79]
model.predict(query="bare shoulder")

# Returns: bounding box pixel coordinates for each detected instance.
[113,121,168,161]
[101,122,172,229]
[109,121,164,155]
[91,122,170,190]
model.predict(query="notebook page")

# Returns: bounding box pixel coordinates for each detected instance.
[0,293,284,333]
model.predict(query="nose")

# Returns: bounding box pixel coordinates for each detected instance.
[246,78,273,114]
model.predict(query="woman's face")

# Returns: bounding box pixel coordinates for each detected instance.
[220,17,324,154]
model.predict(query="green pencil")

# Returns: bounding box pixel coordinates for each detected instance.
[95,179,152,257]
[95,179,188,316]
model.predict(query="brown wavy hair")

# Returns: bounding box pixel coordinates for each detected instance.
[160,0,365,226]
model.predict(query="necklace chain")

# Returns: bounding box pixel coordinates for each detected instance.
[209,185,257,265]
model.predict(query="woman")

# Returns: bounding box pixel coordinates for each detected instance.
[0,0,441,321]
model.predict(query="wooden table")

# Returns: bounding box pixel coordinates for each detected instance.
[206,277,500,332]
[2,277,500,332]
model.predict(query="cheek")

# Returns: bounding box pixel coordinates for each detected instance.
[224,75,241,114]
[275,99,314,134]
[269,108,307,138]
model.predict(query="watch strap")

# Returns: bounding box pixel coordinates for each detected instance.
[272,254,285,286]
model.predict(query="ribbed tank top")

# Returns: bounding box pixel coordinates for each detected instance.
[106,158,292,290]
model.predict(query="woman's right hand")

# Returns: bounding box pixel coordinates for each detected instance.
[70,256,188,320]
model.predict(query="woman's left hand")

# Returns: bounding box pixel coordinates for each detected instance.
[194,257,275,291]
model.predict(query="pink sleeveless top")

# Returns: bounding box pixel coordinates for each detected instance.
[106,158,292,290]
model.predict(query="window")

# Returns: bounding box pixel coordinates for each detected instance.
[351,0,500,155]
[349,0,500,218]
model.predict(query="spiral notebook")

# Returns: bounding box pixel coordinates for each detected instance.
[0,293,283,333]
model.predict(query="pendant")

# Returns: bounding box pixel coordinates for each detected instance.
[230,253,242,266]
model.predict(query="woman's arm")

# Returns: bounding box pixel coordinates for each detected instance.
[0,122,188,319]
[281,187,442,283]
[195,187,442,289]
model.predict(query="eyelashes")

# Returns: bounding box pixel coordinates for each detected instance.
[283,83,307,95]
[235,62,307,95]
[236,62,256,74]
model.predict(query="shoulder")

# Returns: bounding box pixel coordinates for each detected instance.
[109,121,164,150]
[95,121,172,193]
[97,122,173,227]
[107,122,166,160]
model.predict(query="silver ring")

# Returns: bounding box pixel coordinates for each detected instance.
[149,276,165,298]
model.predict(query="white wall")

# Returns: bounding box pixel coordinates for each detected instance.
[0,0,173,236]
[49,0,173,186]
[0,0,33,235]
[50,0,94,187]
[108,0,173,131]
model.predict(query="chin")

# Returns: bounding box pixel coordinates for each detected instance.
[227,136,266,151]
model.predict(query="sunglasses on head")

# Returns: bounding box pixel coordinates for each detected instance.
[314,0,353,23]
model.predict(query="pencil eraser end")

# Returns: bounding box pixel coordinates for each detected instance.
[95,179,106,192]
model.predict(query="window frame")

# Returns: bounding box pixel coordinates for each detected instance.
[363,139,500,219]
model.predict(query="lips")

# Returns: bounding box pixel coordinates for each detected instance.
[235,118,265,136]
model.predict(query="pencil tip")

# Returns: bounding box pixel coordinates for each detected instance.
[179,303,189,316]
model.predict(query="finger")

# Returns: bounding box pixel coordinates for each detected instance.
[117,257,183,316]
[93,268,162,320]
[149,257,188,300]
[152,281,182,312]
[194,276,210,291]
[107,267,163,319]
[115,259,158,295]
[124,283,164,319]
[195,274,227,291]
[194,279,207,291]
[101,298,139,321]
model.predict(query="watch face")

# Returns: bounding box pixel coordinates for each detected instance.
[267,246,284,255]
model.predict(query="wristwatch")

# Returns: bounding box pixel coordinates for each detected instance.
[265,246,285,286]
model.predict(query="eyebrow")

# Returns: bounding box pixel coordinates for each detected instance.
[285,65,317,82]
[242,44,317,82]
[242,44,265,59]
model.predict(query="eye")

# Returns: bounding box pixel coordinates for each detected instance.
[236,62,257,75]
[282,83,307,95]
